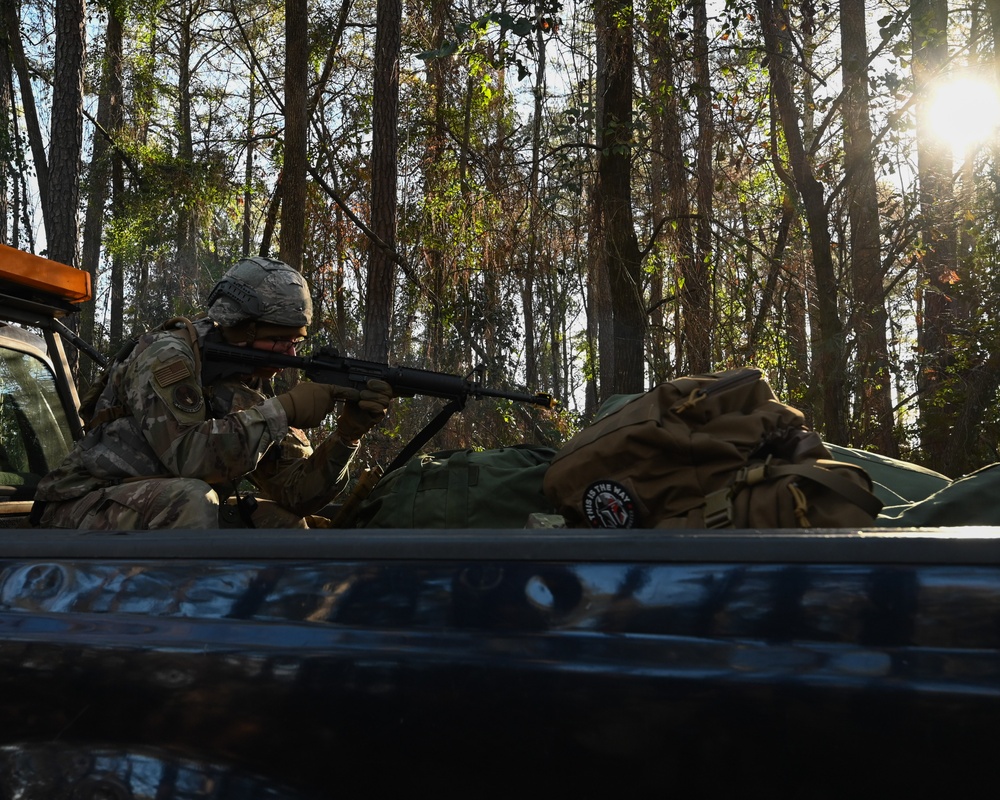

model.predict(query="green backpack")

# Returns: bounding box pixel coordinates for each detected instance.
[876,463,1000,527]
[825,443,950,507]
[355,445,557,529]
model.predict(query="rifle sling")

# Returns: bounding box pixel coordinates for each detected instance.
[381,397,467,478]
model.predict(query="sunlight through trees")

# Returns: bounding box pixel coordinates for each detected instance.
[3,0,1000,473]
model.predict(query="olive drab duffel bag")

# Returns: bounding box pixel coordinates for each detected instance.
[355,445,558,529]
[542,368,883,529]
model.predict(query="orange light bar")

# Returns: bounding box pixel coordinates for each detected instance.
[0,243,92,302]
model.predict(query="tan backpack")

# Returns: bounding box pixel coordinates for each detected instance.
[543,368,882,529]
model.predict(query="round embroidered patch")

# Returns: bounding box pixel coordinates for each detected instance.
[583,480,637,528]
[172,384,204,413]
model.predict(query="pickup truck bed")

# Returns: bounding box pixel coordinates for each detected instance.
[1,527,997,798]
[1,250,994,797]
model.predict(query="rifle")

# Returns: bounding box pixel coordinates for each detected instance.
[201,340,557,506]
[201,340,556,410]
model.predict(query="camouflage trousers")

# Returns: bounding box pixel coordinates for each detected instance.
[38,478,309,530]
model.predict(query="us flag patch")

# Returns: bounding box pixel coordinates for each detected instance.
[154,357,193,387]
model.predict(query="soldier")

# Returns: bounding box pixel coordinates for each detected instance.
[33,257,392,529]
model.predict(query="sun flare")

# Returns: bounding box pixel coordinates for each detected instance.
[926,75,1000,152]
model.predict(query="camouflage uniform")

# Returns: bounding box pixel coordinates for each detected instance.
[35,261,364,530]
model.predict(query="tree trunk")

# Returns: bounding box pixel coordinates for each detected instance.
[174,2,198,308]
[80,2,124,373]
[127,15,158,335]
[586,17,609,413]
[522,2,548,389]
[279,0,307,270]
[47,0,86,267]
[989,0,1000,87]
[585,191,609,413]
[646,8,669,387]
[688,0,712,372]
[243,71,256,258]
[420,0,448,369]
[841,0,897,455]
[2,0,48,218]
[912,0,959,466]
[110,118,125,350]
[647,0,689,385]
[748,193,795,359]
[362,0,401,362]
[757,0,846,442]
[594,0,644,398]
[0,14,12,244]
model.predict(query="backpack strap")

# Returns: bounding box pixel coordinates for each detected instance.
[704,459,883,528]
[163,316,202,377]
[767,461,883,518]
[84,318,200,433]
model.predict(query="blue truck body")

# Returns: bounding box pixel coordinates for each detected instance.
[0,528,998,797]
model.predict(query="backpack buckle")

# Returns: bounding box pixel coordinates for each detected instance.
[706,460,771,528]
[704,488,733,528]
[734,458,771,489]
[742,462,770,486]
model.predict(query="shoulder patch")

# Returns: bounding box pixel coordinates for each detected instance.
[172,383,204,413]
[154,357,193,388]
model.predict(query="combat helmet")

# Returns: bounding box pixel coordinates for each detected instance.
[207,257,313,328]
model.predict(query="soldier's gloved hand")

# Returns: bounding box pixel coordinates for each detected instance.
[277,382,361,429]
[337,379,393,443]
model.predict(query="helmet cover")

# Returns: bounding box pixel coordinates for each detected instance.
[207,257,313,327]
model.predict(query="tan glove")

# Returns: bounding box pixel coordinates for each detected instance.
[337,379,393,442]
[277,382,361,429]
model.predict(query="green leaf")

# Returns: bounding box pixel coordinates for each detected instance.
[417,41,459,60]
[511,18,533,37]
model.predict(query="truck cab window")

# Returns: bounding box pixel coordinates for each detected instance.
[0,344,74,494]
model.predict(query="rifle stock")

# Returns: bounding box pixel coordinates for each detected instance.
[201,341,557,409]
